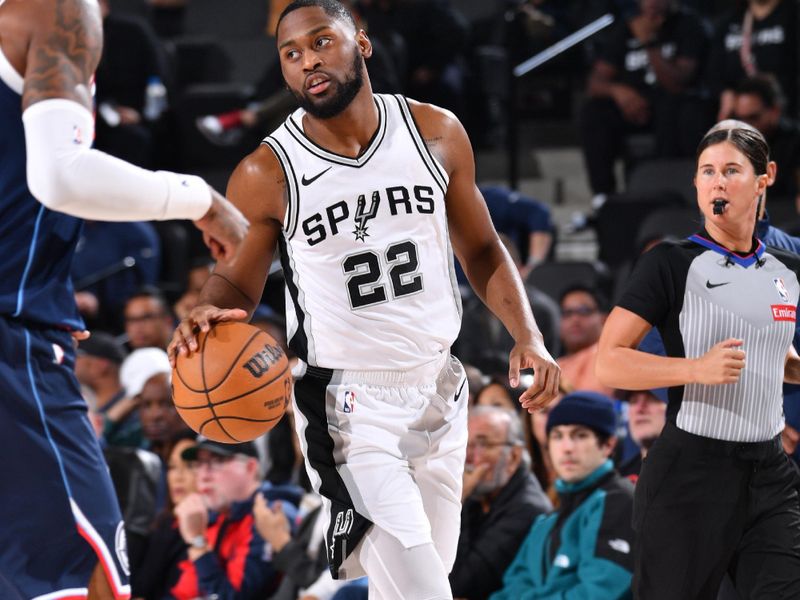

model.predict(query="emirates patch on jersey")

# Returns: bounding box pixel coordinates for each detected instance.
[771,305,796,322]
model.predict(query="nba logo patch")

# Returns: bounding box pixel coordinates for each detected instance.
[774,277,790,303]
[72,125,83,145]
[343,390,356,413]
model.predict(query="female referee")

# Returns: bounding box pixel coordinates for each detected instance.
[596,124,800,599]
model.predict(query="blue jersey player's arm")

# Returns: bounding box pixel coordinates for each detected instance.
[0,0,247,263]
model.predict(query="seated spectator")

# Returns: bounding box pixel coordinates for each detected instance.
[732,75,800,204]
[121,348,187,460]
[474,378,517,412]
[708,0,798,119]
[130,431,197,599]
[557,285,614,395]
[72,220,161,332]
[581,0,708,196]
[172,439,299,600]
[94,0,170,167]
[452,406,552,599]
[76,333,142,447]
[124,287,176,350]
[479,186,555,276]
[617,386,667,481]
[491,392,634,599]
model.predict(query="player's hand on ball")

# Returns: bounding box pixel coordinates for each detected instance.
[691,338,745,385]
[253,495,291,551]
[510,338,560,413]
[193,188,250,265]
[168,303,248,366]
[174,493,209,542]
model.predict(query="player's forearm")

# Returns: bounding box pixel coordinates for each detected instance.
[463,242,542,345]
[23,99,211,221]
[197,272,259,315]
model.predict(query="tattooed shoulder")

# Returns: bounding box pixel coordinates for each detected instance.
[23,0,102,109]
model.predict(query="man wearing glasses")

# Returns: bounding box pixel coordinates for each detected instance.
[171,439,300,600]
[557,285,613,395]
[451,405,552,599]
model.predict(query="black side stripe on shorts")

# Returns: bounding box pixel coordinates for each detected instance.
[294,367,373,579]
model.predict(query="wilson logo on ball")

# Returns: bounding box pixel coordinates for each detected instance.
[242,344,285,378]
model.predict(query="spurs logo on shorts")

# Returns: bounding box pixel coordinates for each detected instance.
[329,508,354,560]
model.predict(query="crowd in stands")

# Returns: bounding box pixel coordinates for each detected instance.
[72,0,800,597]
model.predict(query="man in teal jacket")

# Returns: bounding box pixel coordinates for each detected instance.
[491,391,635,599]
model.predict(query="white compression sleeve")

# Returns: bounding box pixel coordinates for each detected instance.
[22,98,212,221]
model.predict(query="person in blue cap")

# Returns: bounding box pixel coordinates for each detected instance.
[491,391,635,600]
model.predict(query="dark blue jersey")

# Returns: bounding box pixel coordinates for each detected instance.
[0,57,84,329]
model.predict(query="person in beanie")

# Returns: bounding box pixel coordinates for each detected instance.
[491,392,635,600]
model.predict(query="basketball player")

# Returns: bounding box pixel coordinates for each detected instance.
[170,1,560,598]
[0,0,248,598]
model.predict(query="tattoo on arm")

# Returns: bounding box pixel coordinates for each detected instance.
[23,0,102,110]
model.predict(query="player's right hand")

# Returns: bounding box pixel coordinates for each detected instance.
[691,338,745,385]
[168,303,248,367]
[193,188,250,265]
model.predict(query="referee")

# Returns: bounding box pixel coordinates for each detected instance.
[596,124,800,599]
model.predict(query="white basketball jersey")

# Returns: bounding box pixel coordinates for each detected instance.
[264,94,462,370]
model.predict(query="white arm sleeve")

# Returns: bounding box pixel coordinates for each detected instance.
[22,98,212,221]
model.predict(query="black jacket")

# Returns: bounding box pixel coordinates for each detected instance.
[450,466,553,599]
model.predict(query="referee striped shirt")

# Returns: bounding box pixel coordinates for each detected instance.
[618,230,800,442]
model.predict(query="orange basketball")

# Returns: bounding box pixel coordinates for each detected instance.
[172,321,291,443]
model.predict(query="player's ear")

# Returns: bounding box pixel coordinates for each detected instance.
[356,30,373,59]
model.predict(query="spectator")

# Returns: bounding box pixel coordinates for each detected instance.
[94,0,170,167]
[72,221,161,331]
[452,406,552,599]
[617,387,667,480]
[479,186,555,276]
[474,378,517,412]
[124,287,175,350]
[525,394,562,504]
[121,347,186,460]
[172,439,298,600]
[581,0,709,196]
[490,392,634,599]
[130,431,197,599]
[732,74,800,204]
[557,285,614,395]
[75,333,142,447]
[708,0,798,119]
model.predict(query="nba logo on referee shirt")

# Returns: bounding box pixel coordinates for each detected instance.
[774,277,790,303]
[343,391,355,413]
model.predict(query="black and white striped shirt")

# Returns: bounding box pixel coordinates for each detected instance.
[618,231,800,442]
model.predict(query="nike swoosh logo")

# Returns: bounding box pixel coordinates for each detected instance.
[455,378,467,401]
[706,280,731,289]
[301,167,332,186]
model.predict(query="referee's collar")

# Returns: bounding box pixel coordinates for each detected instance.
[689,229,765,268]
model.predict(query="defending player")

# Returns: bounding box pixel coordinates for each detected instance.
[0,0,248,598]
[170,1,559,598]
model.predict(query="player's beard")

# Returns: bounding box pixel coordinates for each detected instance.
[292,47,365,119]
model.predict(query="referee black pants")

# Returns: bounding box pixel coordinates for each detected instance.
[633,421,800,600]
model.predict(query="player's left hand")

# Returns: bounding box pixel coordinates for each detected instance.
[509,338,560,413]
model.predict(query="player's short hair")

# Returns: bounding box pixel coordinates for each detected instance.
[277,0,356,34]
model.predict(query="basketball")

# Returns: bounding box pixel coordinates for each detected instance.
[172,321,292,443]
